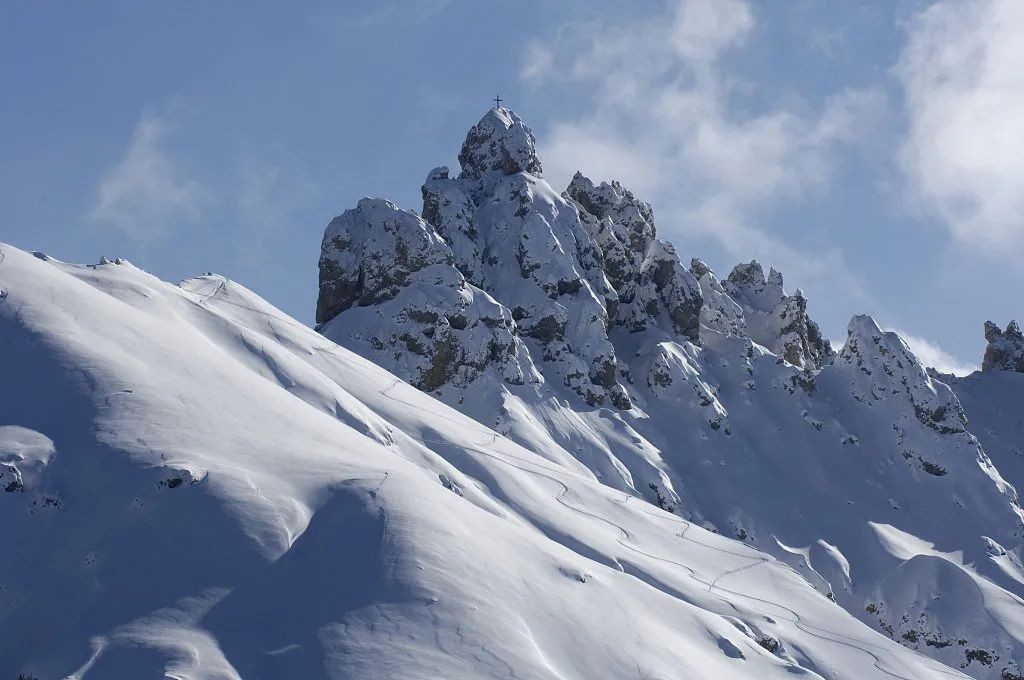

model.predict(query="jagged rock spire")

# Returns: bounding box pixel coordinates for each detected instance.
[724,261,833,369]
[690,258,745,337]
[983,320,1024,372]
[565,172,703,343]
[457,108,542,179]
[839,315,967,434]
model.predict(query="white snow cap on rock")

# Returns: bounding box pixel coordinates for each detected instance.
[321,109,708,409]
[724,260,834,368]
[457,107,542,179]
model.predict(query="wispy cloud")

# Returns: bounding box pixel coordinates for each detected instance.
[232,158,320,269]
[90,115,203,240]
[520,42,554,86]
[351,0,453,27]
[895,0,1024,255]
[519,0,885,305]
[893,328,979,376]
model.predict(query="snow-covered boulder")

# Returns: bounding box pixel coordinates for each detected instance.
[983,320,1024,372]
[724,260,833,368]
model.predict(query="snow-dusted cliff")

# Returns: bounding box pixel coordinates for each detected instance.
[983,320,1024,373]
[317,108,1024,679]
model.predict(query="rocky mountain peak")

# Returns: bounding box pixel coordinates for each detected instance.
[723,260,833,368]
[838,315,967,434]
[457,107,542,180]
[316,197,536,392]
[983,320,1024,372]
[724,261,783,312]
[316,197,452,325]
[566,172,701,342]
[689,258,746,337]
[566,172,657,241]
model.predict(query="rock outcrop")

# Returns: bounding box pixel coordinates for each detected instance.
[318,110,849,408]
[316,198,535,391]
[690,258,745,337]
[320,110,652,408]
[983,320,1024,373]
[724,261,834,368]
[565,173,702,343]
[838,314,967,435]
[420,113,628,408]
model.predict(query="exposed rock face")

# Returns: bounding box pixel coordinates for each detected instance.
[724,261,834,368]
[421,113,628,408]
[457,108,542,180]
[316,197,452,324]
[321,110,644,408]
[565,173,702,343]
[690,258,745,336]
[316,198,535,391]
[983,320,1024,372]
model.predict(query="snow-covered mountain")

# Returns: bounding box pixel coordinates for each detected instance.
[3,107,1022,680]
[1,244,971,680]
[316,108,1024,679]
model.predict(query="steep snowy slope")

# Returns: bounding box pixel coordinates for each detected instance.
[317,108,1024,679]
[943,323,1024,526]
[0,243,968,679]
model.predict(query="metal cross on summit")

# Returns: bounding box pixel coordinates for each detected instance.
[493,94,503,109]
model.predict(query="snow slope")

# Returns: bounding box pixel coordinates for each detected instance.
[317,108,1024,679]
[0,243,970,679]
[946,369,1024,528]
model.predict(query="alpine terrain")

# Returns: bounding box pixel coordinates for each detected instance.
[1,108,1021,680]
[316,108,1024,679]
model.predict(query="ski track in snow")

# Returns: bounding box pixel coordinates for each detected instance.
[191,287,964,679]
[1,245,990,679]
[201,289,970,680]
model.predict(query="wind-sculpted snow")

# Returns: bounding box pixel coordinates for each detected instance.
[0,243,971,679]
[315,108,1024,679]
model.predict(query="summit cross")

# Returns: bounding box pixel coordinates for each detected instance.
[493,94,502,109]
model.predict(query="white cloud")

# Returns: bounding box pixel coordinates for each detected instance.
[90,115,202,239]
[520,0,885,307]
[232,158,320,268]
[668,0,752,62]
[520,42,554,85]
[893,329,979,376]
[895,0,1024,253]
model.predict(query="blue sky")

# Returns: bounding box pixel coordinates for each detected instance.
[3,0,1021,373]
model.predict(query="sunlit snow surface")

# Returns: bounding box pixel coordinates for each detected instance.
[0,243,971,679]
